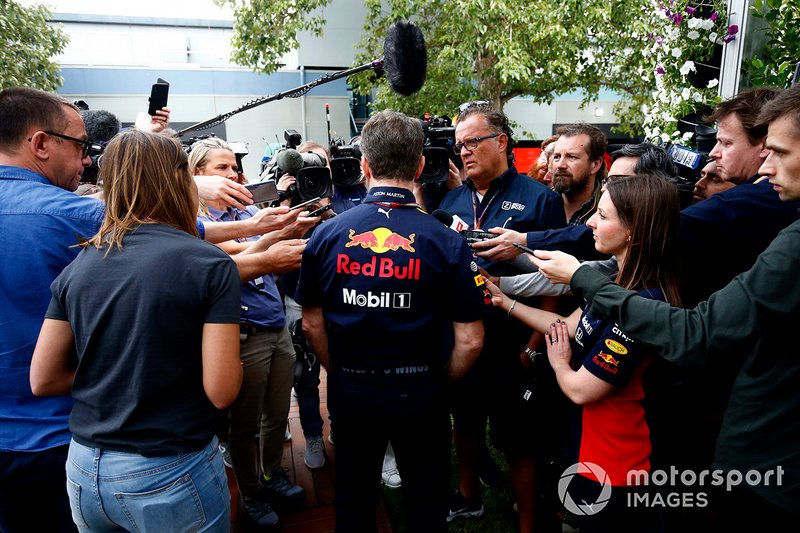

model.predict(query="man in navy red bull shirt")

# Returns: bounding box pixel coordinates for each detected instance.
[298,110,487,532]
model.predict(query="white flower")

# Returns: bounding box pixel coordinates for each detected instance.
[660,133,670,143]
[672,47,682,58]
[687,30,700,40]
[709,32,718,42]
[535,67,544,75]
[679,61,696,76]
[682,131,695,143]
[693,91,704,102]
[682,87,691,100]
[642,103,650,114]
[708,78,719,88]
[687,18,701,29]
[701,19,715,31]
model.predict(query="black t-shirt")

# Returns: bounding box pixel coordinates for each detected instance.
[46,224,241,455]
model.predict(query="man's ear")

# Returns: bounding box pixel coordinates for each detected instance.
[414,155,426,181]
[360,157,372,184]
[27,130,51,161]
[497,132,509,152]
[589,157,603,176]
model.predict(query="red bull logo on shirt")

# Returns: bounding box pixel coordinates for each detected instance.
[339,227,420,280]
[593,352,620,374]
[345,227,415,253]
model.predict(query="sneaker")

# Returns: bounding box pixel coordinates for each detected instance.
[447,490,484,522]
[381,467,402,489]
[218,442,233,469]
[242,496,280,529]
[284,426,292,442]
[304,436,326,469]
[262,467,305,509]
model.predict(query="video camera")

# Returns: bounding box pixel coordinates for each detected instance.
[330,137,363,188]
[259,129,332,204]
[650,122,717,209]
[420,114,461,185]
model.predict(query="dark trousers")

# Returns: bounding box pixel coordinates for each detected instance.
[331,405,450,533]
[295,356,324,438]
[0,444,77,533]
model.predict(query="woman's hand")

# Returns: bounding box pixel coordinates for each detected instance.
[545,320,572,370]
[483,277,510,309]
[531,250,581,285]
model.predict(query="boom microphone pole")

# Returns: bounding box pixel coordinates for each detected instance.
[177,20,426,137]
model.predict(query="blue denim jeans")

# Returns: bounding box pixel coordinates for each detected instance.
[66,437,230,532]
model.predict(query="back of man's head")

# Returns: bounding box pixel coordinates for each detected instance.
[610,143,678,177]
[757,83,800,134]
[81,109,120,145]
[360,110,423,181]
[0,87,75,155]
[708,87,782,145]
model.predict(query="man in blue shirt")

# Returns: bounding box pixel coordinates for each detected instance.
[438,103,564,531]
[0,87,104,533]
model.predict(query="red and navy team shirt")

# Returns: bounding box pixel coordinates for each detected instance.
[570,287,664,487]
[297,186,492,414]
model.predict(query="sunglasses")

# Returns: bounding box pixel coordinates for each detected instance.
[456,100,490,115]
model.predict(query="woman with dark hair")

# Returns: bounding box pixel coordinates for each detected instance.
[487,174,681,532]
[30,129,243,532]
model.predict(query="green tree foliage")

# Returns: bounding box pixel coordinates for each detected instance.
[0,0,68,90]
[221,0,731,138]
[743,0,800,88]
[349,0,645,118]
[215,0,332,73]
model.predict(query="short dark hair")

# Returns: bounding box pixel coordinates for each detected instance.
[555,122,608,181]
[707,87,782,145]
[360,110,424,181]
[610,143,678,177]
[0,87,77,154]
[756,83,800,136]
[457,103,515,163]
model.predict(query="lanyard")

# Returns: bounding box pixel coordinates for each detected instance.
[471,189,499,230]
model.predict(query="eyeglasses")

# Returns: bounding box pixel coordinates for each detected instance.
[453,133,501,154]
[28,131,98,158]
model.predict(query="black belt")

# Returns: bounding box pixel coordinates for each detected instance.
[239,323,279,336]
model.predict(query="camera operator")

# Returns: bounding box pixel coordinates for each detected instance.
[438,102,565,532]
